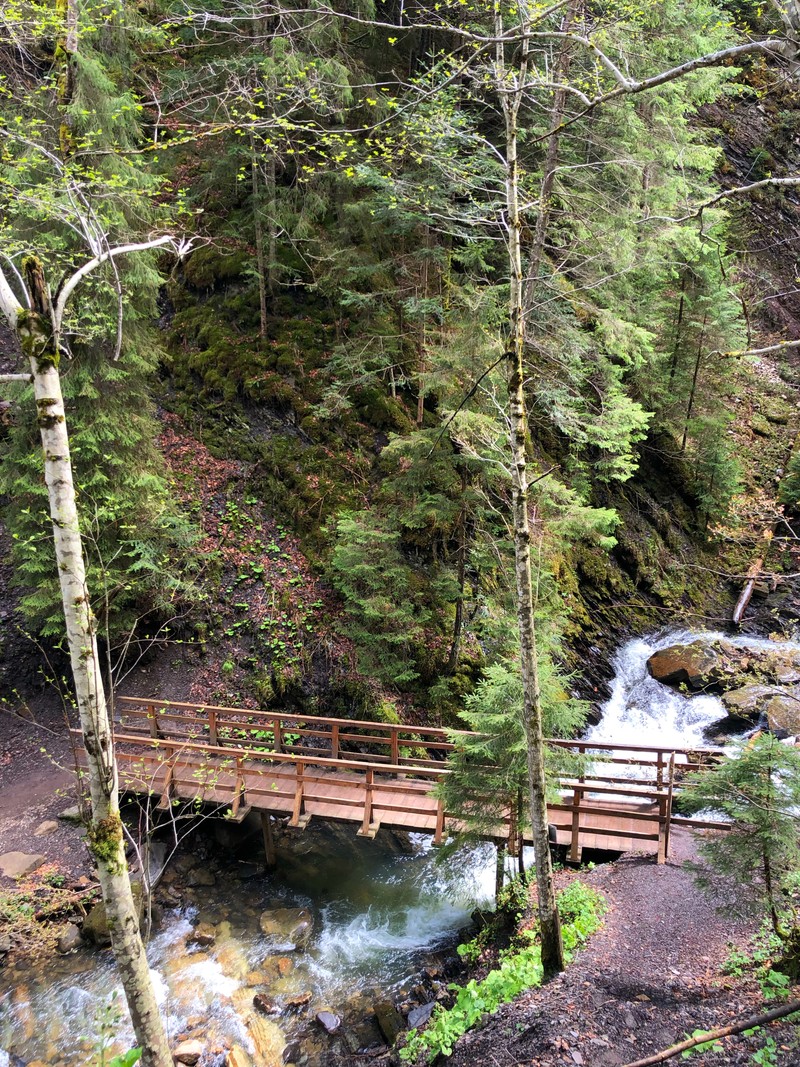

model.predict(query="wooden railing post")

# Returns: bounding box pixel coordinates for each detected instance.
[390,727,400,768]
[290,761,306,827]
[656,750,664,791]
[663,752,676,861]
[231,756,247,819]
[331,723,340,761]
[359,768,374,837]
[156,743,175,811]
[433,798,445,847]
[274,718,282,754]
[208,708,218,747]
[569,784,582,864]
[148,703,159,739]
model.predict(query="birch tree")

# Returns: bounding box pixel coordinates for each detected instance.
[0,239,181,1067]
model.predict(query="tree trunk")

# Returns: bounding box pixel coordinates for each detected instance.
[17,260,173,1067]
[251,135,269,342]
[496,6,565,977]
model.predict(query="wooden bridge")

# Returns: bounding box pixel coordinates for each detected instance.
[85,697,729,864]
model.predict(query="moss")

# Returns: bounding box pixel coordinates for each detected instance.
[183,246,249,290]
[87,813,124,873]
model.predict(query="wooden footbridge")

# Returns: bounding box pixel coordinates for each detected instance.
[87,697,729,864]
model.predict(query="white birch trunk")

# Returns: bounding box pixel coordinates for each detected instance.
[9,258,174,1067]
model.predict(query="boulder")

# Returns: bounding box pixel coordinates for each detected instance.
[721,686,773,721]
[316,1011,341,1035]
[0,933,12,954]
[58,805,84,824]
[374,1000,405,1045]
[173,1039,204,1065]
[57,924,83,954]
[284,991,312,1011]
[646,644,720,691]
[766,689,800,736]
[258,907,313,950]
[0,852,46,879]
[187,867,216,888]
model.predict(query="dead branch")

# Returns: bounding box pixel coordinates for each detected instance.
[621,999,800,1067]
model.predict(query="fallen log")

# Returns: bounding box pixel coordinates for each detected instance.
[621,997,800,1067]
[732,529,773,626]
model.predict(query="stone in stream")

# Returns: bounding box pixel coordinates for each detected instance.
[173,1039,204,1065]
[226,1046,252,1067]
[253,993,280,1015]
[57,923,83,954]
[187,921,216,947]
[315,1011,341,1034]
[247,1013,285,1065]
[258,907,313,949]
[373,1000,405,1045]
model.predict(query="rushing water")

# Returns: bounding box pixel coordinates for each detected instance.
[0,826,498,1066]
[3,628,795,1066]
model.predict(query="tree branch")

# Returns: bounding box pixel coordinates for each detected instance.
[0,266,24,327]
[53,235,182,330]
[621,999,800,1067]
[0,373,33,383]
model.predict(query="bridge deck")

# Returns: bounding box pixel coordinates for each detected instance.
[98,697,729,862]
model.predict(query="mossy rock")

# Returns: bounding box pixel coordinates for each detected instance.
[183,246,249,290]
[82,881,144,946]
[750,413,773,437]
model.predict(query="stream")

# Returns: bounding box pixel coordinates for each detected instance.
[0,628,788,1066]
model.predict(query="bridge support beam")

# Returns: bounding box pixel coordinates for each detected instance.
[261,812,276,868]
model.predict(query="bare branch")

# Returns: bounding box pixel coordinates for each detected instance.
[0,266,24,327]
[0,373,33,383]
[53,235,184,330]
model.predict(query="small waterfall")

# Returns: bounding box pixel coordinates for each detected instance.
[585,630,729,750]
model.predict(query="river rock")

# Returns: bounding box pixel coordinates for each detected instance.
[646,644,721,691]
[258,907,313,949]
[254,993,280,1015]
[284,990,312,1010]
[316,1011,341,1034]
[374,1000,405,1045]
[58,805,84,824]
[57,923,83,954]
[173,1039,204,1065]
[247,1013,285,1065]
[766,689,800,735]
[226,1045,252,1067]
[0,852,46,878]
[0,933,12,954]
[187,921,216,947]
[187,867,216,888]
[721,685,773,721]
[408,1002,436,1028]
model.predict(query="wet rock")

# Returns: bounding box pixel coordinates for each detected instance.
[254,993,280,1015]
[187,867,216,887]
[278,957,293,976]
[187,921,216,948]
[0,933,12,954]
[57,923,83,954]
[226,1045,252,1067]
[284,990,312,1010]
[0,852,46,878]
[316,1011,341,1034]
[282,1043,302,1065]
[766,688,800,735]
[173,1039,204,1064]
[247,1013,285,1065]
[408,1002,436,1028]
[259,907,313,949]
[237,862,263,880]
[647,644,720,691]
[721,685,773,721]
[374,1000,405,1045]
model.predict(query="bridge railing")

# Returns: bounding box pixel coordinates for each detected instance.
[116,696,457,770]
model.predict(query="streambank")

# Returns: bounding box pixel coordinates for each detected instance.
[440,828,798,1067]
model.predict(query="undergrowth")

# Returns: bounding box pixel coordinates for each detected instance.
[400,880,606,1063]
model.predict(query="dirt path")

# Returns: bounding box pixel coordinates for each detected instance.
[445,829,799,1067]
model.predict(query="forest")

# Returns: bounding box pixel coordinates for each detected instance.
[2,1,800,1066]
